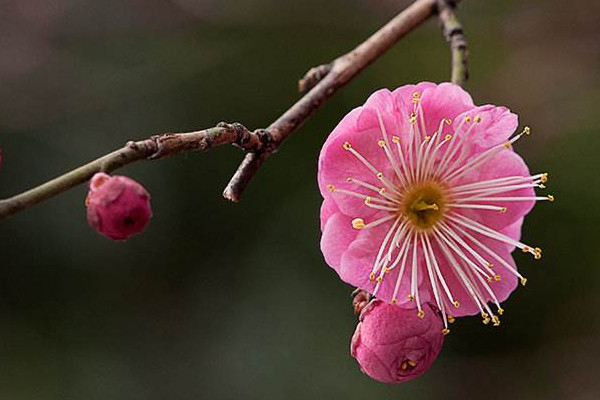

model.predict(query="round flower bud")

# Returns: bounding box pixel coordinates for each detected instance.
[350,300,444,384]
[86,173,152,240]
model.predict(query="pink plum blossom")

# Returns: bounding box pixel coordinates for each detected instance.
[86,172,152,240]
[351,300,444,384]
[319,82,551,332]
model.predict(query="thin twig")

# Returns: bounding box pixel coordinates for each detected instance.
[0,123,257,220]
[436,0,468,86]
[0,0,460,220]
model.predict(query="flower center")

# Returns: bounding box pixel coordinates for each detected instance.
[401,181,446,230]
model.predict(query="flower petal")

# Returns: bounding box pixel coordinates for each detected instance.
[320,210,361,271]
[452,104,518,152]
[417,82,475,135]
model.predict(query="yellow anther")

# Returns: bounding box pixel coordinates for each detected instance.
[327,184,336,193]
[391,298,398,304]
[444,118,452,125]
[407,294,415,301]
[377,140,386,147]
[369,272,375,281]
[498,308,504,315]
[424,136,431,142]
[520,277,528,286]
[453,301,460,308]
[487,263,494,269]
[401,362,408,371]
[481,312,489,319]
[539,184,546,189]
[500,207,507,213]
[442,328,451,335]
[364,197,372,205]
[379,188,386,195]
[384,268,390,274]
[346,177,352,182]
[522,246,530,253]
[410,116,417,124]
[474,115,482,123]
[417,309,425,318]
[407,360,418,367]
[482,317,491,325]
[534,247,542,260]
[445,134,453,140]
[412,92,421,98]
[465,116,472,123]
[547,194,555,202]
[487,276,493,283]
[492,315,501,326]
[376,276,383,283]
[523,126,531,135]
[376,172,384,180]
[343,141,352,150]
[540,173,548,183]
[535,247,542,255]
[352,218,365,230]
[494,274,501,282]
[392,136,400,143]
[448,315,455,324]
[503,141,511,149]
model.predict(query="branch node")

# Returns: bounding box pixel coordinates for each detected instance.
[255,129,272,147]
[436,0,469,86]
[298,63,332,93]
[126,141,139,150]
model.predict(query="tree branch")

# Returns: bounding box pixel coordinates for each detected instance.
[436,0,469,86]
[0,0,462,220]
[223,0,454,201]
[0,123,258,220]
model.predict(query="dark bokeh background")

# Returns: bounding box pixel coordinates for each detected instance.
[1,1,598,399]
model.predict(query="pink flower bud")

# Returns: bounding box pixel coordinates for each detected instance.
[350,300,444,384]
[86,173,152,240]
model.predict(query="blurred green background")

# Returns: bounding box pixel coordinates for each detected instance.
[0,0,598,399]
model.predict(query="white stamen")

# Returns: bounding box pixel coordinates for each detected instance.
[447,213,540,257]
[370,217,402,278]
[420,232,443,310]
[346,178,400,203]
[446,220,525,279]
[450,174,547,192]
[376,109,409,188]
[455,196,552,202]
[334,189,397,206]
[451,182,545,198]
[391,231,413,302]
[359,214,397,230]
[433,225,494,279]
[447,203,508,212]
[423,233,458,306]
